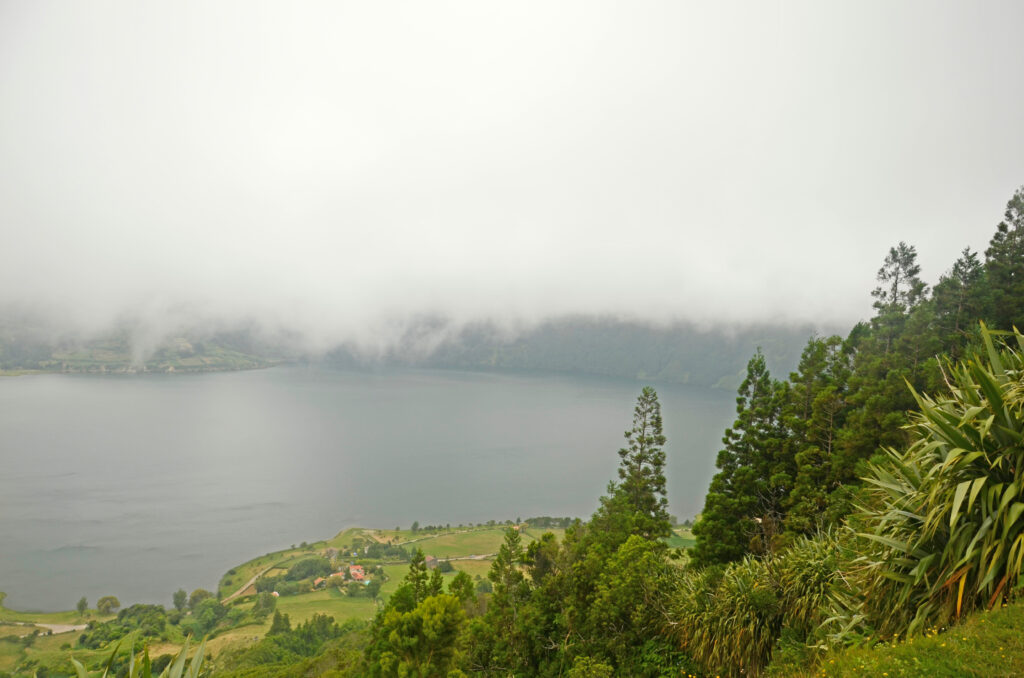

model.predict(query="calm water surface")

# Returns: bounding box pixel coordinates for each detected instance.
[0,366,733,611]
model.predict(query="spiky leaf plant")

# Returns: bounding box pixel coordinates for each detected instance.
[668,531,846,676]
[856,324,1024,636]
[69,635,206,678]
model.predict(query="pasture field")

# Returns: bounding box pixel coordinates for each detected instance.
[273,587,378,625]
[666,528,695,549]
[0,603,92,625]
[403,528,509,558]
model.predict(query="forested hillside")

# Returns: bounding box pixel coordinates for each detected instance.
[2,311,819,389]
[323,317,822,389]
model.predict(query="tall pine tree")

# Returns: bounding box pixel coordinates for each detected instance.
[691,350,787,566]
[591,387,672,547]
[870,241,928,353]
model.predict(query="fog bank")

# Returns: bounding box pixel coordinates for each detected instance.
[2,1,1023,346]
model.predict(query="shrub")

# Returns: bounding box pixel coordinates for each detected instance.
[669,531,847,676]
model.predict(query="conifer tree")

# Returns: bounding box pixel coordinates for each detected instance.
[268,610,291,636]
[691,350,786,565]
[782,336,850,535]
[427,566,445,597]
[589,387,672,551]
[933,247,988,357]
[871,241,928,353]
[985,185,1024,330]
[406,549,429,604]
[615,386,671,540]
[834,243,940,490]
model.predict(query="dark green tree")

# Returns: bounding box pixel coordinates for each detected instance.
[448,571,475,605]
[268,610,292,636]
[871,241,928,352]
[691,349,787,565]
[188,588,214,610]
[467,528,533,673]
[591,387,672,547]
[96,595,120,615]
[615,387,671,540]
[781,335,851,535]
[985,185,1024,330]
[427,567,445,597]
[366,578,383,599]
[172,588,187,612]
[252,591,277,619]
[831,244,943,496]
[76,596,88,616]
[366,594,465,677]
[405,549,429,605]
[932,247,989,356]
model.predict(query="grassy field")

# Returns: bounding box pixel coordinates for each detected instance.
[447,559,493,580]
[0,602,91,625]
[328,527,381,549]
[387,527,568,559]
[4,631,109,677]
[0,599,121,675]
[274,587,378,625]
[0,640,21,674]
[791,600,1024,677]
[666,528,695,549]
[402,529,509,558]
[0,624,33,636]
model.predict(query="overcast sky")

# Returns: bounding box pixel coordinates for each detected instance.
[2,1,1023,343]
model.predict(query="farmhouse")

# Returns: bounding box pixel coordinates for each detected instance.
[425,555,438,570]
[349,565,365,581]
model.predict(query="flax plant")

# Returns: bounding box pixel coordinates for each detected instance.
[668,532,846,676]
[70,636,207,678]
[856,324,1024,636]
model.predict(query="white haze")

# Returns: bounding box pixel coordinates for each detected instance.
[2,1,1023,349]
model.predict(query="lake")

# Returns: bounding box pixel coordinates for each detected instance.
[0,366,735,611]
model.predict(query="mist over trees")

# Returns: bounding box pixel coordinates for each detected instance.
[693,185,1024,566]
[0,309,824,389]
